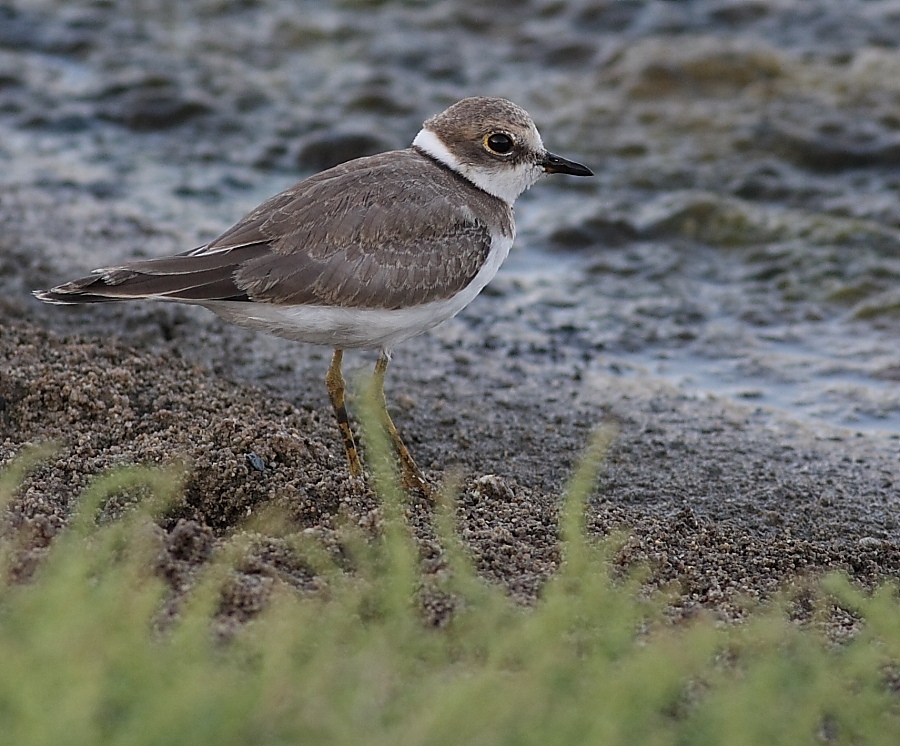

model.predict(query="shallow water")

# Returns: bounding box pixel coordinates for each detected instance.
[2,0,899,434]
[505,228,900,434]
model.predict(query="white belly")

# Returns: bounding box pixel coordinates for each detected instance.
[201,233,513,351]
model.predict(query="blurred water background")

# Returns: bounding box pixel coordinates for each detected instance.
[2,0,899,433]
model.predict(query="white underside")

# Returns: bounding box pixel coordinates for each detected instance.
[199,232,514,352]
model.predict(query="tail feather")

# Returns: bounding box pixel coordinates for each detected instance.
[33,288,122,304]
[33,244,270,305]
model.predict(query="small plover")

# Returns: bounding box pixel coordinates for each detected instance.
[35,96,593,493]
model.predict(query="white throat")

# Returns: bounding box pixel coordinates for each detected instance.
[412,128,542,206]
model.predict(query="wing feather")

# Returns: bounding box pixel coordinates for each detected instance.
[36,150,514,310]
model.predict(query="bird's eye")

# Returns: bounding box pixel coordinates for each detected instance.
[484,133,515,155]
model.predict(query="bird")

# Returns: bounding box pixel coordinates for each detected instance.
[35,96,593,494]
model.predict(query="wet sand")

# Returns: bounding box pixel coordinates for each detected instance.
[3,316,899,625]
[2,0,900,625]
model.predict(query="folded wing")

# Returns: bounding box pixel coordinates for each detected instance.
[35,150,510,310]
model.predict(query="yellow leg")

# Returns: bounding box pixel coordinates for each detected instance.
[374,352,433,496]
[325,349,362,478]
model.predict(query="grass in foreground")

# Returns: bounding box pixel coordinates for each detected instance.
[1,428,900,746]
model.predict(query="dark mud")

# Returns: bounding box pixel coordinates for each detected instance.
[2,0,900,625]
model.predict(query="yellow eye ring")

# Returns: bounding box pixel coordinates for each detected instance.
[483,132,515,155]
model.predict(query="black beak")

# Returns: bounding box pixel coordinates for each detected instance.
[541,151,593,177]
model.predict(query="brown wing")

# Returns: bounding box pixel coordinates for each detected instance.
[36,150,513,310]
[34,244,268,303]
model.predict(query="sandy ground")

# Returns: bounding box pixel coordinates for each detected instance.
[2,1,900,629]
[3,312,899,627]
